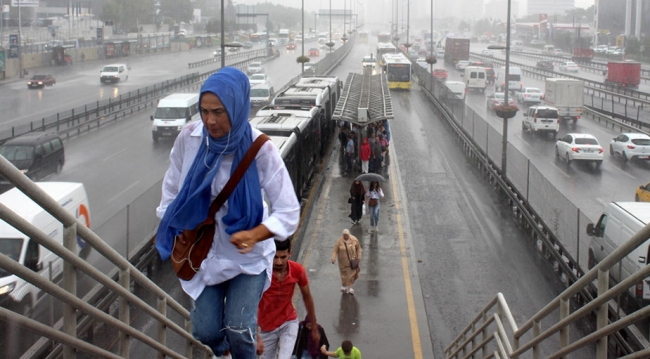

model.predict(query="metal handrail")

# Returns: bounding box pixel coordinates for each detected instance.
[0,155,211,357]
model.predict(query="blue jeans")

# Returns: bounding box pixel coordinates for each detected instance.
[369,203,380,227]
[191,271,267,358]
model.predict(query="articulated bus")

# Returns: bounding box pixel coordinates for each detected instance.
[384,53,412,90]
[377,32,391,43]
[250,32,268,43]
[376,42,397,67]
[359,31,369,43]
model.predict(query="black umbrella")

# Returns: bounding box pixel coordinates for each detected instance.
[355,173,386,182]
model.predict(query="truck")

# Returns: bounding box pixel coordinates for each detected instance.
[604,61,641,88]
[0,182,90,317]
[571,48,593,62]
[543,78,584,127]
[278,29,290,44]
[444,37,470,66]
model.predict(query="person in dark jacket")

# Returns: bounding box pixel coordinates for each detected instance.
[293,315,330,359]
[349,180,365,225]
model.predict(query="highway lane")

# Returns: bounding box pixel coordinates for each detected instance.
[0,43,272,133]
[435,55,649,225]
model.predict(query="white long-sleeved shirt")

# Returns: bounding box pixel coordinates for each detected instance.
[156,121,300,300]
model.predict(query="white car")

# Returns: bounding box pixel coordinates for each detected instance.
[445,81,466,101]
[416,58,428,69]
[559,61,579,72]
[486,92,515,110]
[455,60,470,70]
[436,49,445,58]
[480,49,493,57]
[246,61,264,75]
[555,133,604,167]
[610,133,650,161]
[249,73,270,86]
[516,87,544,105]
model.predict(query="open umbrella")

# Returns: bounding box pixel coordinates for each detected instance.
[355,173,386,182]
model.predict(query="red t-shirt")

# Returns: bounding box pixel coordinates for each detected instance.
[258,260,308,332]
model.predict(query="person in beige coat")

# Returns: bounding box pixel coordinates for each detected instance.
[331,229,362,294]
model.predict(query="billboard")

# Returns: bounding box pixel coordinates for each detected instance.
[11,0,39,7]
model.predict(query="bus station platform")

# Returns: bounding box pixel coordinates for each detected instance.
[291,137,435,359]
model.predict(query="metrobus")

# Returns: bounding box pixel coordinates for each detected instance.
[359,31,369,43]
[250,32,268,43]
[384,53,412,90]
[378,32,391,43]
[376,42,397,67]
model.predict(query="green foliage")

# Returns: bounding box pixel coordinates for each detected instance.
[100,0,156,32]
[159,0,193,23]
[296,55,310,63]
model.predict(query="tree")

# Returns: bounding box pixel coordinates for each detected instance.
[458,20,470,33]
[101,0,155,32]
[159,0,193,24]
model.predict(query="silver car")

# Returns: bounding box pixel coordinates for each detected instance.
[610,133,650,161]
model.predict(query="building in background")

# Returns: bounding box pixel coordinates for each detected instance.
[527,0,574,18]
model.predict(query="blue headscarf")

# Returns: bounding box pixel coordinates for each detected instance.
[156,67,264,261]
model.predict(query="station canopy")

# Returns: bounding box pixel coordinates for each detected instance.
[332,72,394,126]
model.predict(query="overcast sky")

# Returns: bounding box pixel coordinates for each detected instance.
[233,0,595,13]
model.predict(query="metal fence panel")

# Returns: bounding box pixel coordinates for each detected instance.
[506,145,529,197]
[487,125,503,165]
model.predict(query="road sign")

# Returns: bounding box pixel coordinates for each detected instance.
[11,0,39,7]
[96,28,103,45]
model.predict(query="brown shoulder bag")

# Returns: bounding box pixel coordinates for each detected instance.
[171,134,270,281]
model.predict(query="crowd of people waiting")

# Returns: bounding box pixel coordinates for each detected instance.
[339,120,391,175]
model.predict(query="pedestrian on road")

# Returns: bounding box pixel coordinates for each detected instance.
[359,138,370,174]
[331,229,362,294]
[349,180,365,225]
[258,239,320,359]
[155,67,300,359]
[366,182,384,232]
[320,340,362,359]
[292,315,330,359]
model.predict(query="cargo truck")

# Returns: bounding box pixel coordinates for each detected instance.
[571,48,593,62]
[543,78,583,127]
[444,37,470,66]
[0,182,90,317]
[604,61,641,88]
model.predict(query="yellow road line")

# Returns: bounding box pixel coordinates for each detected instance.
[390,161,423,359]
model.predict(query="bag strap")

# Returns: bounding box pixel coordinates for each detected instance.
[345,240,352,261]
[207,133,270,218]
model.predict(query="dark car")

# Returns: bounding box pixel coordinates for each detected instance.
[27,74,56,89]
[536,60,554,71]
[0,132,65,191]
[242,41,253,49]
[308,48,320,57]
[286,42,296,50]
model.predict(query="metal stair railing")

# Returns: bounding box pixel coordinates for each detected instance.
[445,222,650,359]
[0,155,212,359]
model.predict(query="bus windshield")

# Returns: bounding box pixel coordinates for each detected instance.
[387,65,411,82]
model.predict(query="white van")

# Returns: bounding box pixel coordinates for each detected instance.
[100,63,129,84]
[543,45,555,54]
[445,81,467,101]
[587,202,650,299]
[495,66,523,93]
[512,40,524,51]
[462,66,488,92]
[150,93,200,142]
[0,182,90,316]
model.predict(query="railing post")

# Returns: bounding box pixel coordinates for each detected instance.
[63,222,77,359]
[596,268,609,359]
[71,109,75,126]
[119,267,131,357]
[559,297,569,358]
[185,318,193,359]
[157,297,168,359]
[482,310,488,358]
[532,320,540,359]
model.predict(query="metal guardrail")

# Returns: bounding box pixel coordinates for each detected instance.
[188,48,268,68]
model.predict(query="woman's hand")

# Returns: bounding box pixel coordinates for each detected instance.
[231,224,272,254]
[331,257,336,264]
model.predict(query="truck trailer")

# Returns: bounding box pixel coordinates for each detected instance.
[544,78,584,127]
[444,37,470,66]
[604,61,641,88]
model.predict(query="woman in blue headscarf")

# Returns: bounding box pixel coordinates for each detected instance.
[156,67,300,359]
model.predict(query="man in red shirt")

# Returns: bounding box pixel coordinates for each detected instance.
[257,239,320,359]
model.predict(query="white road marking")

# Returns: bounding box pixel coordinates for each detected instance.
[102,148,128,162]
[107,180,141,204]
[550,160,571,178]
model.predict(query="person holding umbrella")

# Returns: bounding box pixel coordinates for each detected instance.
[366,181,384,233]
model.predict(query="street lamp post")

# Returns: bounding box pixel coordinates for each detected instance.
[487,0,513,176]
[430,0,433,73]
[220,0,226,68]
[302,0,304,73]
